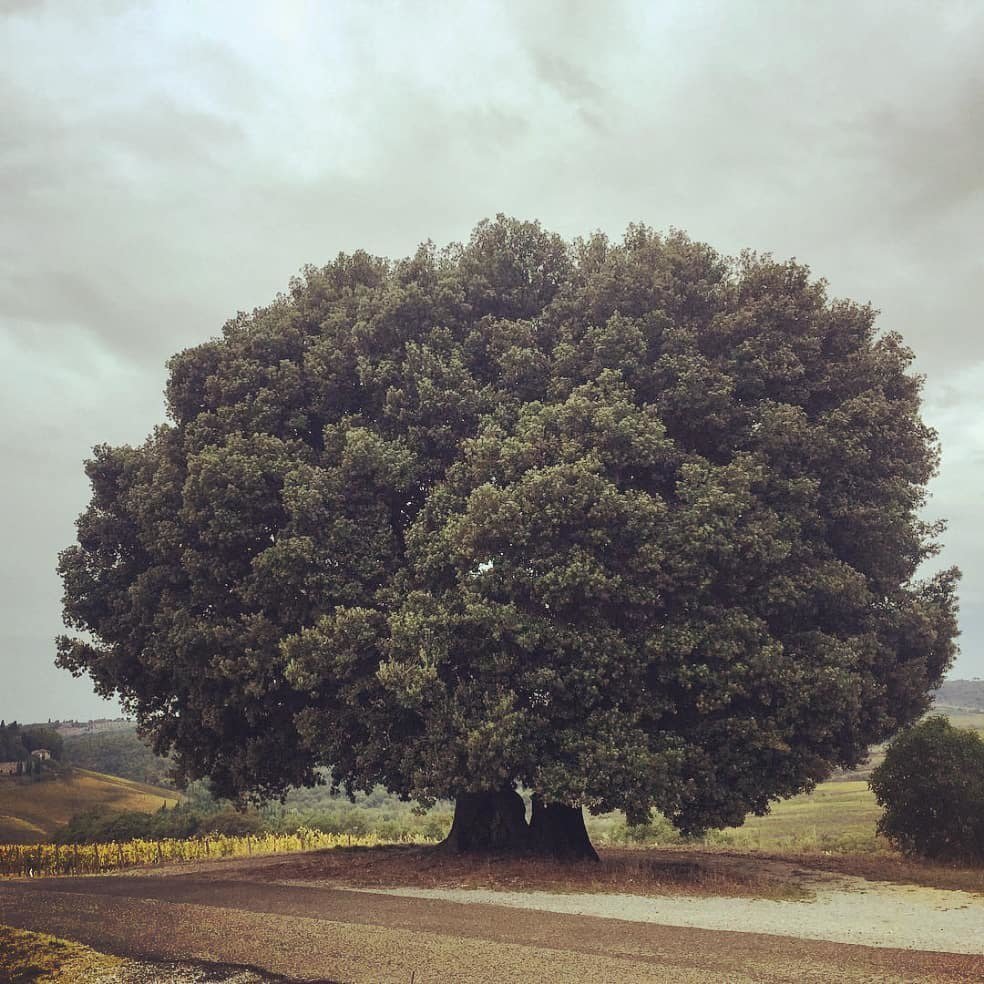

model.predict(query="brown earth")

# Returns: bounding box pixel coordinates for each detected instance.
[131,844,808,900]
[96,842,984,899]
[2,854,983,982]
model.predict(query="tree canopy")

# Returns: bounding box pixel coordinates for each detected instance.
[58,217,958,842]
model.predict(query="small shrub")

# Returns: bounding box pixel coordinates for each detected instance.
[150,805,202,840]
[201,809,266,837]
[869,715,984,861]
[605,813,680,846]
[420,812,452,841]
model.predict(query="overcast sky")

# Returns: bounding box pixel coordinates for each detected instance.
[2,0,982,724]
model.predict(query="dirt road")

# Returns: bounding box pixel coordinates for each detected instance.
[2,869,983,982]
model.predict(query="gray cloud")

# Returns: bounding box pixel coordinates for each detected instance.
[528,49,608,131]
[1,0,982,722]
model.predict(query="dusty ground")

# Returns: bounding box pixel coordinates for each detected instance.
[107,843,984,897]
[1,847,982,982]
[124,845,810,899]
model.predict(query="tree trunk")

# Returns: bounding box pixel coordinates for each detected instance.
[440,789,600,860]
[528,795,600,861]
[441,787,530,854]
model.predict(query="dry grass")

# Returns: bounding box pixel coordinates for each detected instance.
[938,708,984,732]
[259,844,812,900]
[0,815,47,843]
[0,924,123,982]
[0,769,180,843]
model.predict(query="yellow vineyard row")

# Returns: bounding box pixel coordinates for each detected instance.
[0,828,431,877]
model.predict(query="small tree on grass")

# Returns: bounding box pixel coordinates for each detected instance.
[869,716,984,861]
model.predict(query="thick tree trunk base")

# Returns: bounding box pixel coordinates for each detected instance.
[440,788,530,854]
[529,795,600,862]
[440,790,599,861]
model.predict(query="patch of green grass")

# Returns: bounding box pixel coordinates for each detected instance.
[0,924,123,982]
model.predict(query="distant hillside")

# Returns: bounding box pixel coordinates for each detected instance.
[62,725,174,787]
[829,686,984,783]
[932,679,984,711]
[0,768,179,844]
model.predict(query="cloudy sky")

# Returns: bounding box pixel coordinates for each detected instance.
[2,0,982,724]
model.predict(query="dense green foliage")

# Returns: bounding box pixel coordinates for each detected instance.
[58,217,958,835]
[52,805,263,844]
[62,727,173,787]
[0,722,62,763]
[870,716,984,861]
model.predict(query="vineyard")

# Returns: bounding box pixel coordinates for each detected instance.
[0,828,433,878]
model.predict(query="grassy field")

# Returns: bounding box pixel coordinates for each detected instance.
[699,709,984,854]
[584,778,884,853]
[941,707,984,732]
[707,780,882,853]
[0,924,126,982]
[0,769,179,844]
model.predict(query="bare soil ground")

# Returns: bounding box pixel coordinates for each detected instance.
[203,844,811,900]
[114,842,984,898]
[2,847,982,982]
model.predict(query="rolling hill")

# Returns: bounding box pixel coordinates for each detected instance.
[0,769,180,844]
[933,678,984,711]
[61,725,173,787]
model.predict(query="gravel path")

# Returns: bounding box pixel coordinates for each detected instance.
[4,874,984,982]
[350,872,984,955]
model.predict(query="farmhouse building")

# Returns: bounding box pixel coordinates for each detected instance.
[30,749,50,761]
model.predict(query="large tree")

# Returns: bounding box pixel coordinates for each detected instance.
[58,217,959,859]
